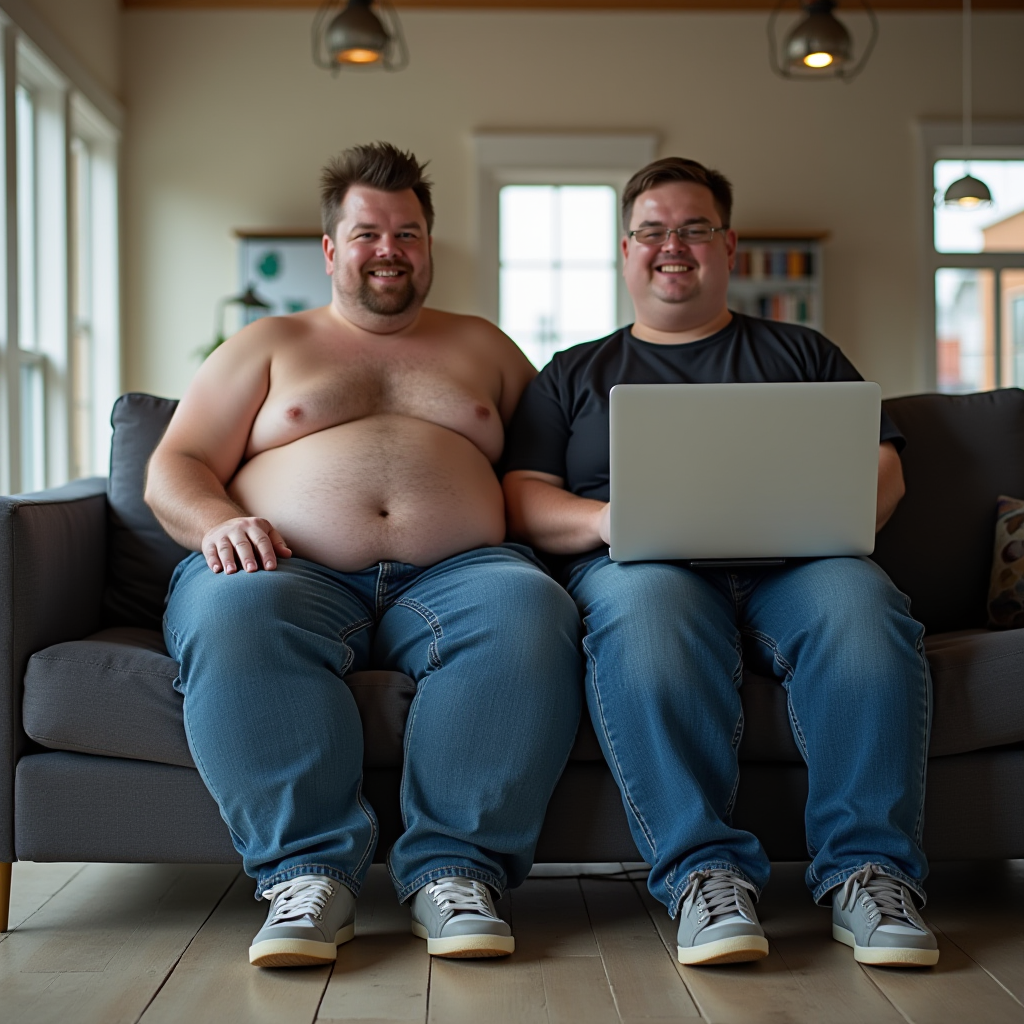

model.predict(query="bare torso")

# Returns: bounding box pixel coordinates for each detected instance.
[224,306,514,571]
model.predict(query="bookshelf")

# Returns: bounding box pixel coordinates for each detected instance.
[728,233,826,332]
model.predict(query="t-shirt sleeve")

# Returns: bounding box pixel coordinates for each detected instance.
[816,337,906,453]
[501,363,572,479]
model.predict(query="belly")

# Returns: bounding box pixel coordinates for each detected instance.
[227,415,506,571]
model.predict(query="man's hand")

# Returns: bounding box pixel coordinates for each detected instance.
[202,517,292,574]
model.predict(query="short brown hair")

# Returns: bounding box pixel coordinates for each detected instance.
[621,157,733,232]
[320,142,434,239]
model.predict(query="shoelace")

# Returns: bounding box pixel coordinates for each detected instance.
[837,864,919,928]
[262,876,335,925]
[681,869,758,922]
[426,878,499,921]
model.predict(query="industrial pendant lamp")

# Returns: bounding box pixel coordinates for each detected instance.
[312,0,409,73]
[768,0,878,81]
[943,0,992,207]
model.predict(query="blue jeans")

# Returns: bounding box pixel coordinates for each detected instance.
[164,544,582,902]
[566,555,931,914]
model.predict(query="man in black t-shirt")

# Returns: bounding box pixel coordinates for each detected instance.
[503,157,938,968]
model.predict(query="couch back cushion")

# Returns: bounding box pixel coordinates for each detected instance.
[103,394,188,631]
[874,389,1024,634]
[103,389,1024,636]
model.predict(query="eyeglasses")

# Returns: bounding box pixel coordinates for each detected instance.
[628,225,730,246]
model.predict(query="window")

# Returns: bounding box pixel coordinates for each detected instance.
[0,23,121,494]
[921,123,1024,393]
[498,184,617,368]
[475,133,657,370]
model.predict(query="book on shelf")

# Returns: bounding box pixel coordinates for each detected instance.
[731,248,815,280]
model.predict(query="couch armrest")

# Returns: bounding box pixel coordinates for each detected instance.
[0,476,108,860]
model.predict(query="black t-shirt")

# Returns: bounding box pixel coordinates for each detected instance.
[502,313,904,570]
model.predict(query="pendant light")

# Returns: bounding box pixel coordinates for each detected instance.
[768,0,878,82]
[312,0,409,73]
[943,0,992,207]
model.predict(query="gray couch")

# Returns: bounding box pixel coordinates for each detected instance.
[3,388,1024,930]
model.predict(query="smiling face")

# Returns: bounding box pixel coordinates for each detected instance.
[323,185,433,330]
[622,181,736,337]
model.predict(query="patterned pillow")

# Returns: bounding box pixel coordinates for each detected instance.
[987,495,1024,630]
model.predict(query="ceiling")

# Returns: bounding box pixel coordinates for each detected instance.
[121,0,1024,10]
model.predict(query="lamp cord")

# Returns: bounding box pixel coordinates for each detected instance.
[963,0,972,156]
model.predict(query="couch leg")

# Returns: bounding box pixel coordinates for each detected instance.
[0,862,10,932]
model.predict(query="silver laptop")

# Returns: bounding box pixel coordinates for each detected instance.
[609,382,881,563]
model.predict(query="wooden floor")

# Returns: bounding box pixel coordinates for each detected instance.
[2,859,1022,1024]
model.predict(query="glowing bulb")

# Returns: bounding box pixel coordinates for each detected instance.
[803,51,834,68]
[957,196,982,208]
[337,48,381,64]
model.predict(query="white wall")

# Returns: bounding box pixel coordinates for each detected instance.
[122,8,1024,399]
[25,0,121,96]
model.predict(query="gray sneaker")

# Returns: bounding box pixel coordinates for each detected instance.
[675,869,769,965]
[249,874,356,967]
[832,864,939,967]
[410,876,515,957]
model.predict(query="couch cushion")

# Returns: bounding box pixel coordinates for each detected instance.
[23,628,417,770]
[103,394,189,632]
[24,625,1024,771]
[874,389,1024,635]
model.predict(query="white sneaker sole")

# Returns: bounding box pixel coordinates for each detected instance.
[832,923,939,966]
[677,934,769,965]
[249,923,356,967]
[411,920,515,958]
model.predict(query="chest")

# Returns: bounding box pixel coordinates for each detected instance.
[248,347,503,460]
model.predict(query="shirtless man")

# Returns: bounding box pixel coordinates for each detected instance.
[145,142,581,968]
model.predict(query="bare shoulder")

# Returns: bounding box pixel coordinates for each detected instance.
[418,308,535,419]
[420,308,529,364]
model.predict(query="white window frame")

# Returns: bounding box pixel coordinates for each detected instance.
[917,120,1024,391]
[474,133,658,340]
[0,4,122,494]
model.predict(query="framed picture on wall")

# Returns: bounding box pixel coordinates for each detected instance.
[235,230,332,324]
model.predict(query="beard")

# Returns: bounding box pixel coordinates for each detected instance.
[338,257,433,318]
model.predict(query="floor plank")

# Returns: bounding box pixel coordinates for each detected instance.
[0,863,87,940]
[139,871,332,1024]
[317,866,427,1024]
[540,955,620,1024]
[427,957,547,1024]
[581,877,701,1021]
[0,863,237,1024]
[510,877,600,958]
[861,927,1024,1024]
[923,861,1024,1008]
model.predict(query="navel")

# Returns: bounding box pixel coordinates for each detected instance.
[378,509,389,518]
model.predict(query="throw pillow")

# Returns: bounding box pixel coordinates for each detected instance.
[987,495,1024,630]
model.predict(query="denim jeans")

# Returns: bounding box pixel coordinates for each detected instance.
[567,555,931,914]
[164,544,582,902]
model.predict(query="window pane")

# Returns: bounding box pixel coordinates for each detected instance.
[934,160,1024,254]
[559,267,616,343]
[70,136,94,479]
[499,266,556,339]
[500,186,555,264]
[558,185,616,264]
[20,359,45,492]
[1004,269,1024,388]
[16,83,36,351]
[935,268,995,393]
[499,184,618,368]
